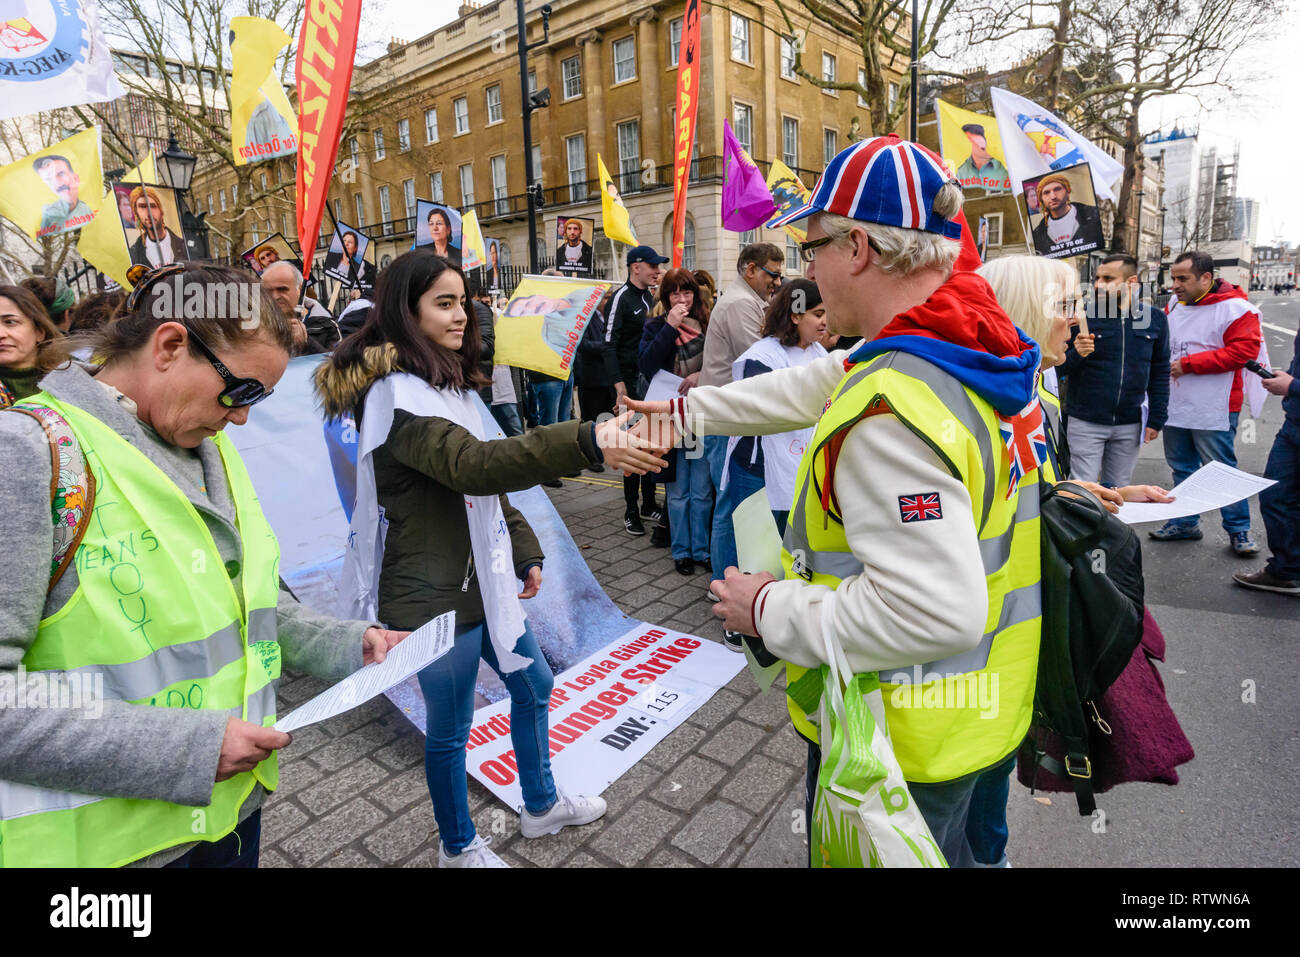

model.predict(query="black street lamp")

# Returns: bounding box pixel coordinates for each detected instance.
[517,1,552,272]
[157,131,209,260]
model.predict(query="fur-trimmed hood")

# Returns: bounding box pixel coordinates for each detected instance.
[313,343,402,420]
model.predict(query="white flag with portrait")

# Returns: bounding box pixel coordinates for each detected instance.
[990,87,1124,201]
[0,1,124,121]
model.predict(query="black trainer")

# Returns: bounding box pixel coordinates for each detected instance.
[641,503,664,523]
[649,523,670,548]
[624,510,645,536]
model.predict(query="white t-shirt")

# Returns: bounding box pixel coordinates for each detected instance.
[1045,205,1079,244]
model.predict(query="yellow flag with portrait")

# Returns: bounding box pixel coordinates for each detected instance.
[230,16,299,166]
[597,154,638,247]
[0,127,104,240]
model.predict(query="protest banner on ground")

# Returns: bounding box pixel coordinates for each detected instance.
[0,126,102,240]
[227,357,744,807]
[493,274,611,378]
[0,1,123,121]
[462,626,744,809]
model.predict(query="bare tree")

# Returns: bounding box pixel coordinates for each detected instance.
[745,0,964,136]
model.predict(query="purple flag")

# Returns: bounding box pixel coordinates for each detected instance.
[722,119,776,232]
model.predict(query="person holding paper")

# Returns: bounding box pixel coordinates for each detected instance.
[638,268,712,575]
[315,249,670,868]
[1150,250,1262,554]
[978,254,1174,511]
[1234,325,1300,595]
[0,262,406,868]
[1060,253,1170,487]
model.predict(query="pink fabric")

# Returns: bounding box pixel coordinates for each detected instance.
[1019,608,1196,796]
[722,120,777,232]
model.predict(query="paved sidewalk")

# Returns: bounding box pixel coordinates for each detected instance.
[263,472,810,868]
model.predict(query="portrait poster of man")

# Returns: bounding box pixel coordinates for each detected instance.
[323,223,376,286]
[1023,163,1103,260]
[494,274,613,378]
[977,216,989,262]
[765,158,812,242]
[484,237,504,293]
[414,200,462,267]
[936,100,1012,194]
[554,216,595,276]
[240,231,299,276]
[114,183,189,268]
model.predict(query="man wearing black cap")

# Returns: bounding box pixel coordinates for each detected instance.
[606,245,668,535]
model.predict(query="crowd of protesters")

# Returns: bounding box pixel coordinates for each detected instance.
[1,134,1297,872]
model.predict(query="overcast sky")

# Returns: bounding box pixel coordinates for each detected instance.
[365,1,1300,244]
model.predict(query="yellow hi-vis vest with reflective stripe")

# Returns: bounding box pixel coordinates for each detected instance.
[0,394,282,868]
[782,351,1057,784]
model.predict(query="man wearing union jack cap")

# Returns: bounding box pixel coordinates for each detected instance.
[628,135,1047,867]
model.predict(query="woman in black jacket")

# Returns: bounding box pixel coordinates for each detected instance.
[315,250,666,867]
[637,269,712,575]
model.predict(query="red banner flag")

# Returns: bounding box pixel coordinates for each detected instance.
[670,0,702,268]
[296,0,362,279]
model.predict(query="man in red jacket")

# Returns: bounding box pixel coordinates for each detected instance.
[1150,251,1262,553]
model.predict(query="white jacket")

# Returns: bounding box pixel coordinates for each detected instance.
[681,352,988,675]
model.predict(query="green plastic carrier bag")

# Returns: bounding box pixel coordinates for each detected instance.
[789,594,947,868]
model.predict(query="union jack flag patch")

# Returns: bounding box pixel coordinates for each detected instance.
[898,492,943,523]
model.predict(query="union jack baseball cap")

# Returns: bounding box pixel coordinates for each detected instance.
[770,134,963,239]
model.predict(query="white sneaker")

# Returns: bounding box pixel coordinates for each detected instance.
[438,834,509,868]
[519,791,607,838]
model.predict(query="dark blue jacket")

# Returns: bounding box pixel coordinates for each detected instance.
[1282,325,1300,426]
[1061,298,1170,431]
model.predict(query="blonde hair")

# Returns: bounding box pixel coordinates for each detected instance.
[977,255,1081,366]
[819,179,965,277]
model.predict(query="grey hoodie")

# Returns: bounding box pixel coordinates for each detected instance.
[0,363,373,865]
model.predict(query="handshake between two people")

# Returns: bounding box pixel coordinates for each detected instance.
[592,398,683,476]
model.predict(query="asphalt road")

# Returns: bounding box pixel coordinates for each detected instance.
[1006,292,1300,867]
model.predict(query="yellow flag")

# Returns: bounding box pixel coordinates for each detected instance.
[495,275,613,378]
[597,154,638,246]
[0,127,104,240]
[935,100,1012,193]
[764,159,812,243]
[77,188,134,290]
[461,210,487,270]
[120,151,157,185]
[230,16,298,166]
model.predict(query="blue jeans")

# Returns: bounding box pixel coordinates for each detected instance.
[164,809,261,868]
[416,620,557,854]
[1161,412,1251,532]
[726,459,787,535]
[1262,419,1300,578]
[667,448,713,560]
[490,402,523,437]
[530,379,566,427]
[559,375,574,423]
[705,435,737,581]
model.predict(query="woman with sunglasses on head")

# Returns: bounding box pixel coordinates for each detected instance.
[0,284,68,409]
[315,249,667,868]
[0,262,406,868]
